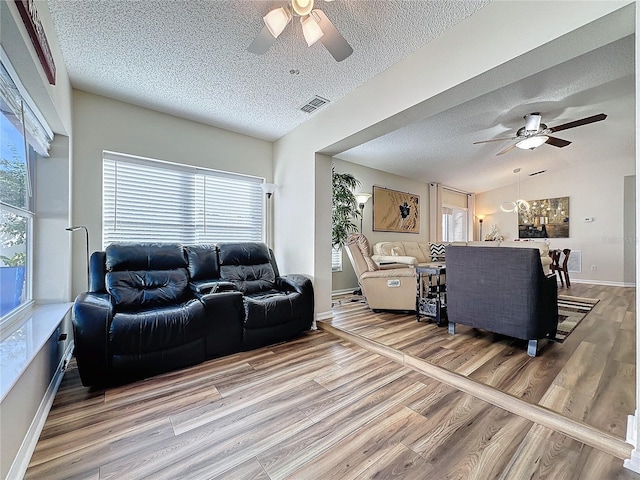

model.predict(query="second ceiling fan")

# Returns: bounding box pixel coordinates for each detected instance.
[474,112,607,155]
[248,0,353,62]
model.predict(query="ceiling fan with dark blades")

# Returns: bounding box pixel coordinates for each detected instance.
[474,112,607,156]
[248,0,353,62]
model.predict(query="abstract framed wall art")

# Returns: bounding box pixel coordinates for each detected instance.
[372,186,420,233]
[518,196,569,238]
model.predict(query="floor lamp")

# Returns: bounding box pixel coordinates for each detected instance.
[261,183,277,247]
[66,225,90,290]
[355,193,372,233]
[476,214,486,241]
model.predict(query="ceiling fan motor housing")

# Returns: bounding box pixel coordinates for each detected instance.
[524,113,542,132]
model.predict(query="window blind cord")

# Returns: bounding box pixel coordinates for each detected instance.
[20,100,33,198]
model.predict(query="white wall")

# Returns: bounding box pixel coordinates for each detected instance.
[332,159,430,292]
[476,159,635,285]
[70,90,273,297]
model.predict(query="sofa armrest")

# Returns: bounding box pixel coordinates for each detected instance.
[277,274,313,296]
[371,254,418,267]
[199,291,245,357]
[72,292,113,386]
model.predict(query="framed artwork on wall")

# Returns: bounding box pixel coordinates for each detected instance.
[518,196,569,238]
[372,185,420,233]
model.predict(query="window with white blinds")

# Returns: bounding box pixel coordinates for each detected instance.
[103,152,264,248]
[442,205,468,242]
[331,246,342,272]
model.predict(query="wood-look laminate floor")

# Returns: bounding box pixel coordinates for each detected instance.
[26,284,639,479]
[326,283,636,441]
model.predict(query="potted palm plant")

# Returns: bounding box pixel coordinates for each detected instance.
[331,166,361,249]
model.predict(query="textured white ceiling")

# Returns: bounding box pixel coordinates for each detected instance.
[337,34,635,193]
[47,0,488,141]
[46,1,634,193]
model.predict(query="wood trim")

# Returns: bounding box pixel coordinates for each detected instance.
[14,0,56,84]
[318,321,633,461]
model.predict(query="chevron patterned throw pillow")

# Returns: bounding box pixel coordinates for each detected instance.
[429,243,448,262]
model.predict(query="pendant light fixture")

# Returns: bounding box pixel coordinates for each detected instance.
[500,168,530,213]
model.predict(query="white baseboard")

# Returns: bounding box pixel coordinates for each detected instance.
[624,450,640,473]
[316,310,333,321]
[7,341,74,480]
[627,411,637,447]
[331,288,359,296]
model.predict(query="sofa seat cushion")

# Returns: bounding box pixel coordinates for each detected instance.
[109,299,206,355]
[243,291,306,328]
[106,269,190,310]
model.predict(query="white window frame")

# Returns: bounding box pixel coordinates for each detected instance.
[0,48,49,327]
[102,151,265,247]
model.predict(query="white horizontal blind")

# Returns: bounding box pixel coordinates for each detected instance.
[0,49,53,156]
[103,152,264,248]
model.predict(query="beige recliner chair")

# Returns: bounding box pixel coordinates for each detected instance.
[344,234,416,311]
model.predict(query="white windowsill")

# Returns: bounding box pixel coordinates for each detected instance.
[0,302,72,402]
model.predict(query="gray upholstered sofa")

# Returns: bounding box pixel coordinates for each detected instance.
[445,245,558,356]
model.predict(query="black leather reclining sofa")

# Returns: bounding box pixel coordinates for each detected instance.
[72,242,314,386]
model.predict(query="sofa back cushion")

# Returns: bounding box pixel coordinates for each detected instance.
[375,241,431,263]
[375,242,403,256]
[185,244,220,281]
[217,242,276,294]
[106,243,187,271]
[105,243,190,310]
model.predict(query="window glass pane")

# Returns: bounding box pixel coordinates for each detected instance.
[0,208,28,316]
[1,112,28,210]
[0,58,41,322]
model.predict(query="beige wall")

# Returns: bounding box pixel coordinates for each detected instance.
[331,159,429,293]
[70,90,274,297]
[476,159,635,285]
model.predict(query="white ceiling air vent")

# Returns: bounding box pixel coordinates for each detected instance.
[299,95,330,113]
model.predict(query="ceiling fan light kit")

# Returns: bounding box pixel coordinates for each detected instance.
[516,135,548,150]
[263,7,291,38]
[249,0,353,62]
[301,13,324,46]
